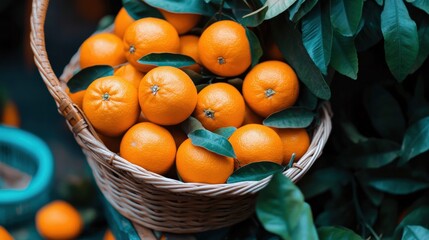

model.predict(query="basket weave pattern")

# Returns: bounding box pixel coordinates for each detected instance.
[30,0,333,233]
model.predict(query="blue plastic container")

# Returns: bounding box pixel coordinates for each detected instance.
[0,125,54,226]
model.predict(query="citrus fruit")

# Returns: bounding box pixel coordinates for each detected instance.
[66,88,85,110]
[0,226,13,240]
[139,66,197,125]
[123,18,180,72]
[97,132,122,153]
[166,125,188,149]
[242,60,299,117]
[114,64,145,89]
[159,9,201,34]
[242,104,263,125]
[79,32,126,69]
[229,124,283,166]
[179,35,201,73]
[83,76,140,137]
[114,7,135,38]
[35,200,83,240]
[275,128,310,164]
[193,82,245,131]
[104,229,115,240]
[1,100,20,127]
[176,138,234,183]
[198,20,251,77]
[120,122,176,175]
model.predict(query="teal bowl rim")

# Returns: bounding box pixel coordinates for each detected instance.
[0,125,54,204]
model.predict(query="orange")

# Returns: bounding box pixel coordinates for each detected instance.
[79,32,126,69]
[104,229,116,240]
[243,60,299,117]
[114,7,135,39]
[275,128,310,164]
[0,226,13,240]
[120,122,176,175]
[176,138,234,183]
[139,66,197,125]
[83,76,140,137]
[123,18,180,72]
[229,124,283,166]
[1,100,20,127]
[242,104,263,126]
[198,20,251,77]
[179,35,201,73]
[159,9,201,34]
[114,64,145,89]
[35,200,83,240]
[66,88,86,109]
[193,82,245,131]
[97,132,122,153]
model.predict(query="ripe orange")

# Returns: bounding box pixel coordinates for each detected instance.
[114,7,135,39]
[120,122,176,175]
[139,66,197,125]
[123,18,180,72]
[35,200,83,240]
[83,76,140,137]
[159,9,201,34]
[193,82,245,131]
[198,20,251,77]
[242,60,299,117]
[1,100,20,127]
[66,88,86,110]
[114,64,145,89]
[176,138,234,183]
[179,35,201,73]
[79,32,126,69]
[242,104,263,125]
[0,226,13,240]
[104,229,115,240]
[275,128,310,164]
[229,124,283,166]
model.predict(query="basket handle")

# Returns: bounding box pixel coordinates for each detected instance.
[30,0,87,134]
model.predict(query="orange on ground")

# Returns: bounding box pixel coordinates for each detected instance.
[159,9,201,35]
[123,18,180,72]
[114,7,135,39]
[97,132,122,153]
[35,200,83,240]
[242,104,263,126]
[243,60,299,118]
[179,35,201,73]
[120,122,176,175]
[66,88,85,110]
[275,128,310,164]
[176,138,234,183]
[139,66,197,125]
[1,101,20,127]
[79,32,126,69]
[83,76,140,137]
[229,124,283,166]
[0,226,13,240]
[104,229,116,240]
[114,64,145,89]
[193,82,245,131]
[198,20,251,77]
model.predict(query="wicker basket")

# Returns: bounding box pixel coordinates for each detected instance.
[30,0,333,233]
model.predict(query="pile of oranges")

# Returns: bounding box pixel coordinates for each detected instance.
[67,5,311,184]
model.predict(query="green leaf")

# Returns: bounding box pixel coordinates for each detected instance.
[214,127,236,139]
[296,85,318,110]
[181,116,204,134]
[339,139,400,169]
[355,1,383,52]
[379,198,399,235]
[394,207,429,239]
[182,69,205,85]
[256,172,318,240]
[271,15,331,100]
[227,162,283,183]
[231,0,266,27]
[289,0,319,22]
[402,225,429,240]
[375,0,384,6]
[96,15,114,31]
[263,107,315,128]
[144,0,216,16]
[330,0,364,36]
[401,116,429,163]
[368,178,429,195]
[330,32,358,79]
[340,121,369,144]
[408,0,429,14]
[248,0,298,21]
[318,226,363,240]
[381,0,419,81]
[363,84,406,141]
[189,129,236,158]
[67,65,114,93]
[302,2,333,75]
[411,17,429,73]
[122,0,164,20]
[246,28,263,67]
[138,53,196,68]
